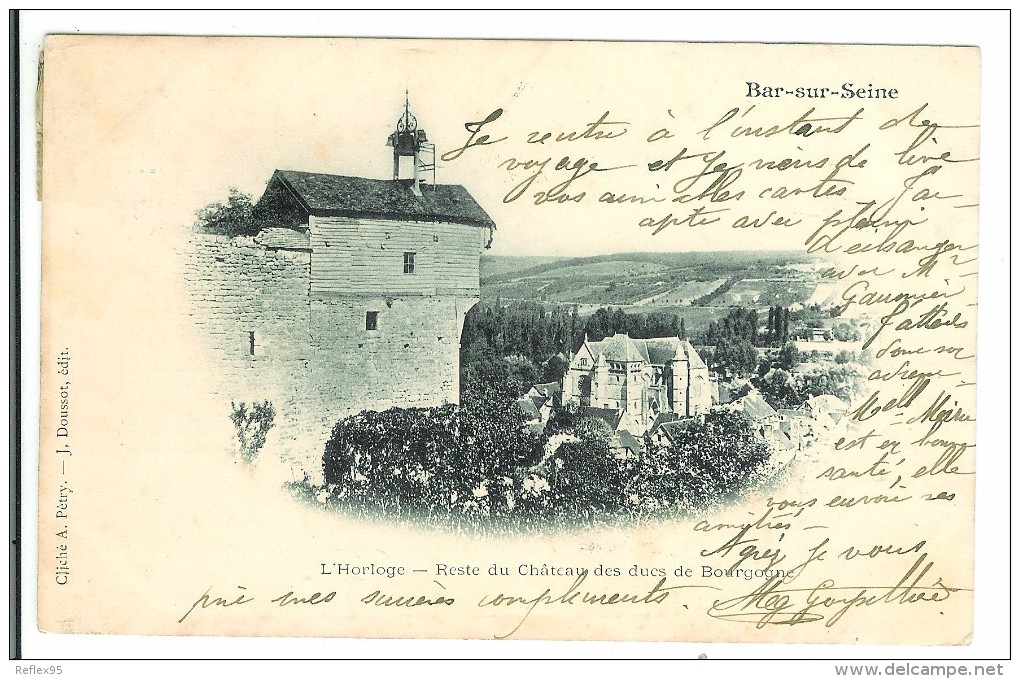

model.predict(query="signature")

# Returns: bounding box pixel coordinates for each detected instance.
[707,554,965,628]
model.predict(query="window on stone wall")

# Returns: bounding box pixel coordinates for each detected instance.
[403,251,416,274]
[247,330,257,356]
[365,311,379,331]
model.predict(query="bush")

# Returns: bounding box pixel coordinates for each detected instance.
[753,368,804,410]
[195,187,258,237]
[634,411,772,511]
[229,400,276,468]
[777,342,800,371]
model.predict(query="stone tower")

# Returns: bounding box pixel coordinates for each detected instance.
[186,97,495,479]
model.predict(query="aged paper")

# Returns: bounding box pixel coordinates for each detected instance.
[37,36,980,644]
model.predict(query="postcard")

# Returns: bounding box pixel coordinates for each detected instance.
[36,35,980,644]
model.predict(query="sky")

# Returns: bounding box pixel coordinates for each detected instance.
[23,11,1006,260]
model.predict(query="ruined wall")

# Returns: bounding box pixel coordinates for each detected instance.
[183,233,475,482]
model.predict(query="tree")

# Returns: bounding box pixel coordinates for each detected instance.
[229,400,276,469]
[630,411,772,511]
[712,337,757,377]
[753,369,803,410]
[322,376,543,520]
[547,438,626,515]
[831,322,860,342]
[502,354,540,397]
[194,187,258,237]
[323,405,464,515]
[798,365,863,402]
[541,354,568,385]
[777,341,800,371]
[834,350,855,364]
[572,416,613,443]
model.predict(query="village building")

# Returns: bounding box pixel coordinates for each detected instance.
[185,99,494,479]
[648,417,699,450]
[804,394,850,432]
[608,430,643,461]
[562,333,711,436]
[527,382,561,410]
[775,408,814,451]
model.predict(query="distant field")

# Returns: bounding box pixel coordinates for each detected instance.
[479,255,566,280]
[632,279,728,306]
[720,279,818,307]
[529,260,671,279]
[479,251,825,322]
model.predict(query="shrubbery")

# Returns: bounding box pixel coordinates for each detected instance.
[229,400,276,469]
[321,392,774,531]
[194,188,258,237]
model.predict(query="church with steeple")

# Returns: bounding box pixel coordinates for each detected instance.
[562,333,711,435]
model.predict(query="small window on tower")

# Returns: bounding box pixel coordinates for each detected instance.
[365,311,379,331]
[247,331,257,356]
[403,251,416,274]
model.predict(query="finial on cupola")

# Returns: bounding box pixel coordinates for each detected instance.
[386,91,435,196]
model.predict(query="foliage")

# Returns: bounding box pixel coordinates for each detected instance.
[540,354,568,385]
[229,400,276,468]
[764,305,791,346]
[572,416,613,443]
[460,301,688,377]
[691,276,738,306]
[798,365,863,403]
[323,368,543,520]
[547,438,626,515]
[320,395,775,529]
[831,322,861,342]
[711,337,758,377]
[789,303,836,338]
[629,411,772,511]
[704,308,759,347]
[502,354,541,398]
[194,187,258,237]
[753,369,803,410]
[582,306,688,345]
[777,341,800,371]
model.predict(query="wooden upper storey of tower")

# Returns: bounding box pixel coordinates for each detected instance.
[251,169,494,298]
[253,170,495,232]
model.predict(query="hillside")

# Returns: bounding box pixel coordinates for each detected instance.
[479,255,568,281]
[482,251,819,305]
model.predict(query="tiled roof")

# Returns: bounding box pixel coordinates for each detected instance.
[587,334,646,363]
[259,170,495,229]
[529,395,548,411]
[585,334,708,369]
[807,394,849,413]
[657,418,698,443]
[529,382,561,399]
[615,430,643,453]
[716,383,737,404]
[254,227,311,251]
[638,337,680,365]
[517,397,541,421]
[647,411,679,436]
[580,407,624,431]
[736,392,778,421]
[680,339,707,369]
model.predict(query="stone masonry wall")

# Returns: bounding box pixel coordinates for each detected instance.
[183,234,474,482]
